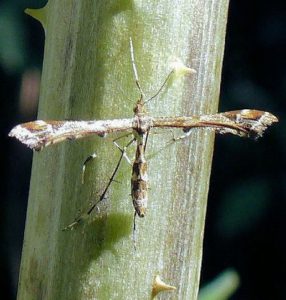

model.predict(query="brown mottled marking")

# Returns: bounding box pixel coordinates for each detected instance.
[131,133,148,217]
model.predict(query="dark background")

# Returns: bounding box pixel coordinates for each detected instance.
[1,1,285,299]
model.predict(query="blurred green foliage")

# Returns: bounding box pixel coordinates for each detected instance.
[216,179,271,238]
[0,0,46,73]
[199,269,240,300]
[0,3,26,72]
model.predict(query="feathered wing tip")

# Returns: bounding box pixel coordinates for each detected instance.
[8,120,98,151]
[219,110,278,138]
[8,121,52,151]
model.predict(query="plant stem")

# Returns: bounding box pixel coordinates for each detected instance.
[17,1,229,299]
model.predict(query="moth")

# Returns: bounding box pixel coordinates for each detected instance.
[9,39,278,229]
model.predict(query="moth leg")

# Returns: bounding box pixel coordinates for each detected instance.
[144,129,177,161]
[144,129,194,164]
[113,133,135,165]
[87,138,135,216]
[81,153,97,184]
[63,138,135,231]
[171,128,192,142]
[81,132,133,184]
[132,211,137,251]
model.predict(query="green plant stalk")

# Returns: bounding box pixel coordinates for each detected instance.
[17,1,229,299]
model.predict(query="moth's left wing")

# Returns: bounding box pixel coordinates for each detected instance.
[9,118,134,151]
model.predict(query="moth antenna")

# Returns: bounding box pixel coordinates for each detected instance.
[129,37,145,99]
[144,69,174,105]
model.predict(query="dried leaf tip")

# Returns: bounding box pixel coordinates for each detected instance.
[151,275,176,298]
